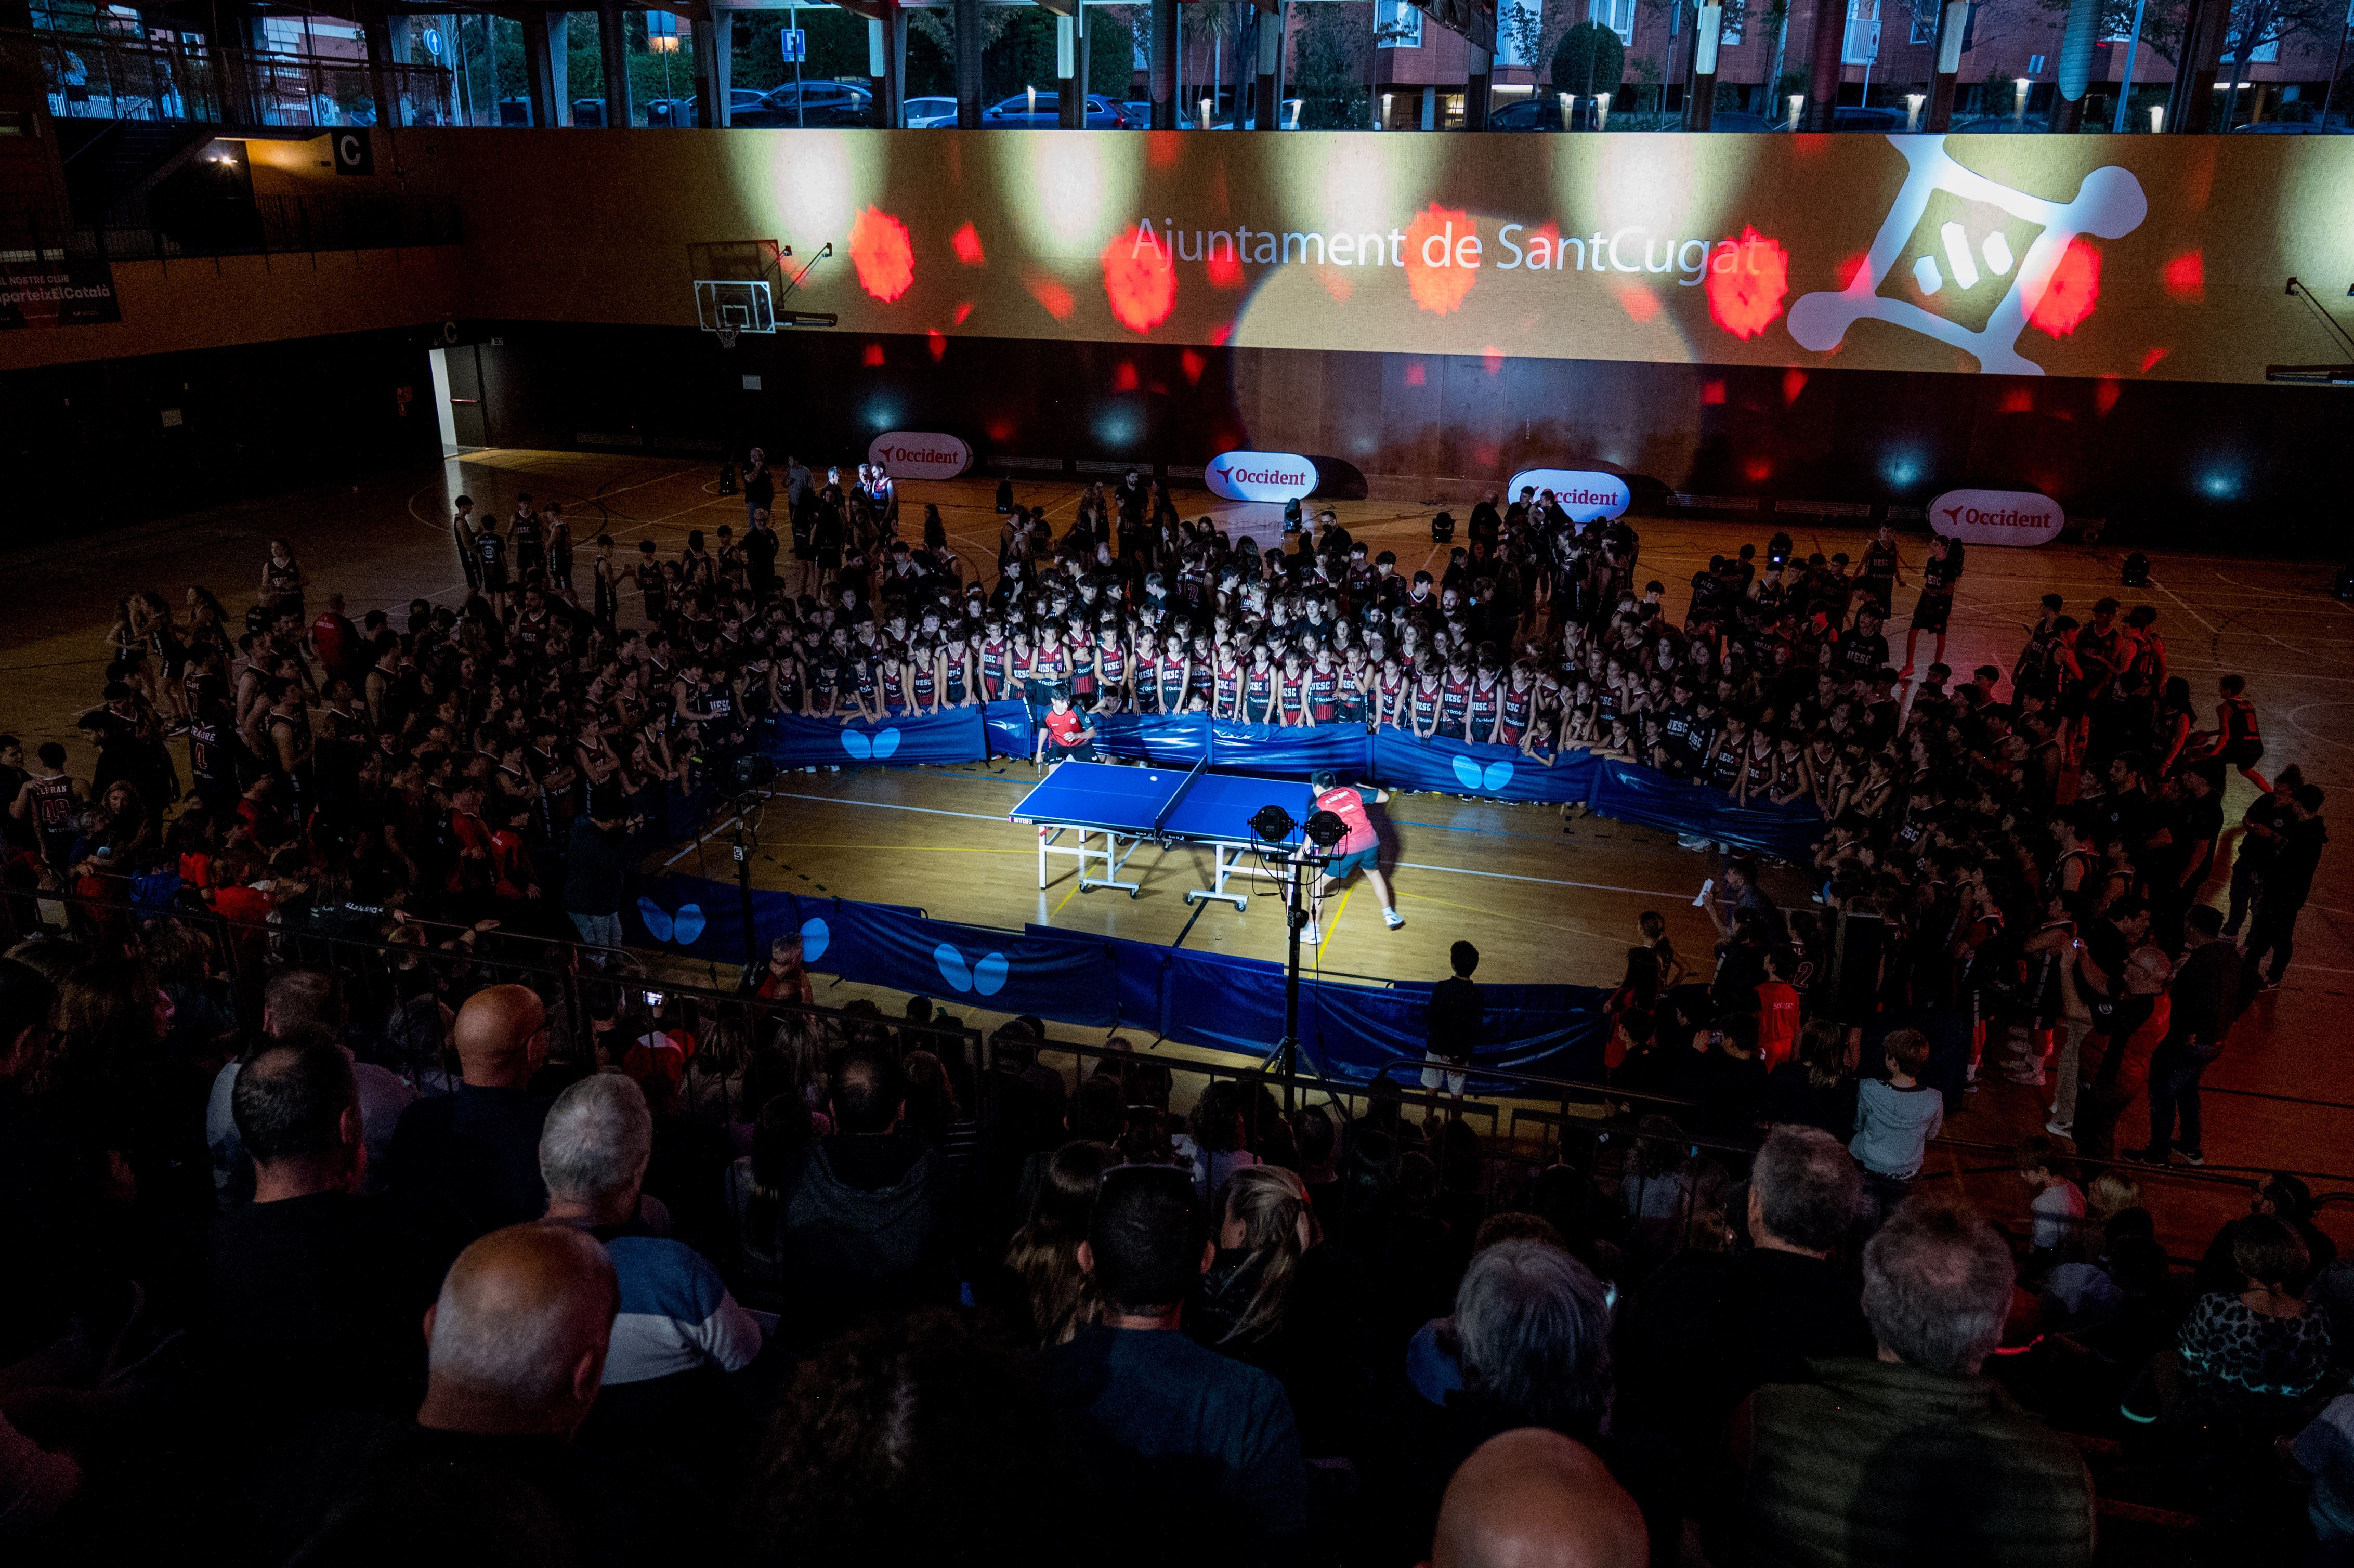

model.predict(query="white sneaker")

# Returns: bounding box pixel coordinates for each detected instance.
[1383,909,1406,930]
[1299,924,1322,946]
[2044,1118,2074,1138]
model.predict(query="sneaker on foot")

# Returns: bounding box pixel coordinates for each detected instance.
[2004,1070,2047,1088]
[2178,1148,2205,1166]
[1383,909,1405,930]
[2119,1147,2165,1165]
[2044,1118,2074,1138]
[1299,924,1322,946]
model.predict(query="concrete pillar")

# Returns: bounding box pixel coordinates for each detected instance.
[521,7,560,126]
[1685,2,1721,128]
[1463,40,1490,128]
[1803,0,1845,130]
[1254,0,1281,127]
[1150,0,1177,127]
[598,0,632,127]
[691,16,722,125]
[870,5,903,128]
[1058,6,1089,127]
[954,0,984,125]
[1926,0,1964,129]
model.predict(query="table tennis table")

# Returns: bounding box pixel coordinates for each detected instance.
[1008,760,1318,908]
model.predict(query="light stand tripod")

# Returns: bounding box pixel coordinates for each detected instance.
[1251,800,1348,1114]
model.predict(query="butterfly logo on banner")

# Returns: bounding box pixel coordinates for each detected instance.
[935,942,1009,996]
[1451,756,1515,792]
[637,897,707,944]
[842,728,903,761]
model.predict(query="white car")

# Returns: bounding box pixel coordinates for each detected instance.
[902,95,958,128]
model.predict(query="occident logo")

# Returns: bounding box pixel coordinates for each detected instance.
[1205,450,1319,503]
[1506,468,1631,524]
[866,431,971,480]
[1928,487,2065,548]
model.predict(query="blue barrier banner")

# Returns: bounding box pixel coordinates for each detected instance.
[1590,760,1823,862]
[1094,712,1211,766]
[982,699,1034,759]
[816,909,1120,1026]
[1371,731,1599,805]
[765,708,985,769]
[1207,721,1372,779]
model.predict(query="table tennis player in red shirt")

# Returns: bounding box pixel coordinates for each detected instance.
[1034,686,1099,768]
[1301,768,1405,945]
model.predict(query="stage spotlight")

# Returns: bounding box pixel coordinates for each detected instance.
[1250,805,1298,844]
[1303,809,1348,849]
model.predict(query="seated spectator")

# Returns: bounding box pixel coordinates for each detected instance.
[1000,1140,1115,1348]
[2289,1388,2354,1558]
[770,1044,957,1345]
[1187,1080,1261,1201]
[205,968,414,1205]
[1616,1126,1873,1487]
[537,1074,763,1461]
[2144,1215,2331,1430]
[743,1309,1097,1568]
[203,1028,436,1430]
[1766,1017,1858,1138]
[284,1224,698,1568]
[1431,1428,1649,1568]
[1042,1162,1307,1550]
[1405,1211,1565,1408]
[1737,1200,2095,1567]
[1189,1163,1372,1462]
[383,984,558,1261]
[2017,1136,2086,1271]
[2195,1172,2338,1298]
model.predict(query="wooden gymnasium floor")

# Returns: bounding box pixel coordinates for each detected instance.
[9,450,2354,1255]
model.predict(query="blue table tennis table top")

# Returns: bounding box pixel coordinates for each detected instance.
[1009,762,1317,846]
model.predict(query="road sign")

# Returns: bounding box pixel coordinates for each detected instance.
[422,26,442,56]
[780,28,806,61]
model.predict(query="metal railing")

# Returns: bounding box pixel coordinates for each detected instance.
[14,25,457,129]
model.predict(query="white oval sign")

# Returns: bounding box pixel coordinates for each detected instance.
[1205,450,1319,503]
[867,431,971,480]
[1507,468,1631,523]
[1929,487,2064,547]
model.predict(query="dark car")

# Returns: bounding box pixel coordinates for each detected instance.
[1488,95,1567,131]
[735,80,875,128]
[982,91,1133,128]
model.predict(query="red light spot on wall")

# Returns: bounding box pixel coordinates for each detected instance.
[927,330,947,362]
[1181,349,1206,385]
[2095,376,2122,416]
[951,223,986,266]
[1402,203,1477,316]
[1318,266,1354,303]
[2029,237,2102,338]
[862,342,885,368]
[1146,130,1181,166]
[2141,346,2170,373]
[1403,362,1427,387]
[1099,228,1175,334]
[986,419,1017,442]
[1743,459,1773,481]
[847,207,915,303]
[1781,368,1807,406]
[1705,227,1790,341]
[1027,276,1075,321]
[952,302,973,326]
[1113,362,1140,391]
[1616,286,1660,323]
[1997,387,2034,414]
[1700,379,1728,406]
[1482,346,1505,374]
[1473,443,1498,469]
[1207,248,1246,289]
[2161,251,2203,301]
[1208,322,1233,346]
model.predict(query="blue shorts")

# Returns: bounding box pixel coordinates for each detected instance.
[1326,846,1379,878]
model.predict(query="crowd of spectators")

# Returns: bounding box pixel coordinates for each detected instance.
[0,465,2343,1565]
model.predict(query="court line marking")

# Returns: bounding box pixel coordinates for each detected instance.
[752,788,1705,900]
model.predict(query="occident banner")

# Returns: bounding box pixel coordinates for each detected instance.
[867,429,971,478]
[1205,449,1320,501]
[1928,487,2067,546]
[447,130,2354,384]
[1506,467,1631,520]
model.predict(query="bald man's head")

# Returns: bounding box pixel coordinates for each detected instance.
[1432,1429,1647,1568]
[452,984,547,1088]
[420,1223,617,1439]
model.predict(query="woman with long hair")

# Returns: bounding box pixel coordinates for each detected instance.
[1001,1140,1115,1348]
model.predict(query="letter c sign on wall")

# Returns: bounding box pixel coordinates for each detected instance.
[1205,450,1319,503]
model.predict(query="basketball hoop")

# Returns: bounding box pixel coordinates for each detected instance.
[715,324,739,349]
